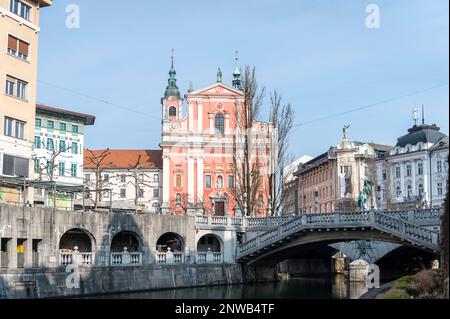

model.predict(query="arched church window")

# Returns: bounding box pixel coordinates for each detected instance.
[176,193,182,206]
[215,113,224,134]
[169,106,177,117]
[217,176,224,189]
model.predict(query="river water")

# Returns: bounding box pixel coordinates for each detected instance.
[88,275,369,299]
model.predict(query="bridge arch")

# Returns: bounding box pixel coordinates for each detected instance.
[240,229,439,266]
[59,228,96,253]
[197,234,223,253]
[111,231,142,252]
[156,232,184,252]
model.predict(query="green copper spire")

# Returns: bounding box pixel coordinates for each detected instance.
[232,50,242,90]
[164,49,181,99]
[217,67,223,83]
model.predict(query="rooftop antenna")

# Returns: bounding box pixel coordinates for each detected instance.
[412,107,419,126]
[422,104,425,125]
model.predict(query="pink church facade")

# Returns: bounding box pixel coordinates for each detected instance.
[160,61,275,217]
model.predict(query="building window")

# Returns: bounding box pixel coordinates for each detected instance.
[382,169,387,180]
[215,113,225,134]
[46,162,53,175]
[227,176,234,189]
[47,121,54,129]
[438,183,443,196]
[418,162,423,175]
[138,188,144,198]
[4,117,25,139]
[71,164,77,177]
[169,106,177,117]
[46,138,54,151]
[153,189,160,198]
[84,174,90,182]
[205,175,212,189]
[35,118,41,127]
[176,193,182,206]
[34,136,42,149]
[175,174,182,188]
[437,161,443,173]
[406,165,412,177]
[395,166,401,179]
[120,174,126,183]
[59,140,66,152]
[59,162,66,176]
[396,186,402,198]
[60,123,66,131]
[72,125,79,133]
[120,189,126,198]
[103,174,109,182]
[154,174,159,182]
[7,35,29,60]
[217,176,224,189]
[407,185,412,198]
[418,184,424,197]
[10,0,31,21]
[139,174,145,182]
[71,142,78,154]
[34,159,40,174]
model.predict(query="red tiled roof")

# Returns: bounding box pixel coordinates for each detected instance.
[84,150,163,170]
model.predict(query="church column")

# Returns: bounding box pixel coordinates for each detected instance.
[162,156,170,206]
[188,157,195,204]
[423,155,430,205]
[197,158,204,204]
[225,112,230,134]
[400,162,405,200]
[209,113,214,135]
[411,160,416,196]
[197,101,203,133]
[188,101,194,132]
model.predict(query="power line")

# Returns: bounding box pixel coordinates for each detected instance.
[292,83,449,128]
[38,80,160,120]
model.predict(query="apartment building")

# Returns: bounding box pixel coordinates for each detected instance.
[0,0,52,204]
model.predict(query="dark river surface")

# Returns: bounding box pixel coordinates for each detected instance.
[86,275,369,299]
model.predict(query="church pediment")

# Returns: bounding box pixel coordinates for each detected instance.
[188,83,244,97]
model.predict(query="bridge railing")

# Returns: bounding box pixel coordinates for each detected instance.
[237,210,441,259]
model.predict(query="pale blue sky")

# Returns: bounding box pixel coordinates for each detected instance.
[37,0,449,159]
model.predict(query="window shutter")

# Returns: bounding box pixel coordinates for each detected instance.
[18,40,29,56]
[8,35,18,51]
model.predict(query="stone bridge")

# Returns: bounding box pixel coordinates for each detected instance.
[236,209,443,266]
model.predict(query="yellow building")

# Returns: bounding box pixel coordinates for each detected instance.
[0,0,52,204]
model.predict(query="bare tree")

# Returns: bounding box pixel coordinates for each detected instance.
[84,149,111,209]
[268,90,294,216]
[123,155,156,208]
[33,139,72,182]
[232,66,265,217]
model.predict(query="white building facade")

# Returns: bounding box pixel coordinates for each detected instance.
[376,123,448,209]
[83,150,163,213]
[33,104,95,206]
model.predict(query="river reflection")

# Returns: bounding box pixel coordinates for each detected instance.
[85,275,368,299]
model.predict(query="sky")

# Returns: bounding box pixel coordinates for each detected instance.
[37,0,449,159]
